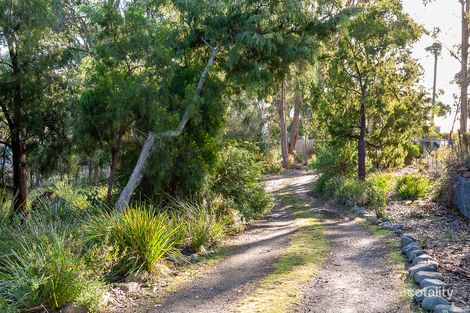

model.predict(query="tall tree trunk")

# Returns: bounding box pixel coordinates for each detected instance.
[288,92,302,155]
[358,97,367,181]
[277,80,289,168]
[88,161,93,183]
[431,49,438,127]
[106,147,118,202]
[115,43,222,212]
[12,137,27,214]
[461,0,469,140]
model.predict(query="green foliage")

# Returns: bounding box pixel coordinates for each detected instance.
[395,175,430,200]
[84,205,180,276]
[367,173,395,217]
[212,142,273,221]
[309,142,361,177]
[312,0,430,178]
[313,172,395,217]
[0,222,105,311]
[170,199,227,253]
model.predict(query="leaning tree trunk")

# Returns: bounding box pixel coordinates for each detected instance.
[288,92,302,155]
[115,43,222,212]
[278,80,289,168]
[11,136,28,214]
[358,97,367,181]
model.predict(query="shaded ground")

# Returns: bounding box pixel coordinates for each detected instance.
[384,200,470,307]
[300,213,412,313]
[147,172,313,313]
[144,170,412,313]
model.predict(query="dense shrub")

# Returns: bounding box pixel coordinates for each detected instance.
[0,223,105,312]
[212,142,273,221]
[170,199,227,253]
[312,172,395,217]
[395,174,430,200]
[309,142,364,178]
[84,205,180,276]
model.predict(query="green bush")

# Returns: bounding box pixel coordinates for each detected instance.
[170,198,227,253]
[395,174,430,200]
[308,142,360,177]
[0,223,105,312]
[213,142,273,221]
[84,205,180,276]
[313,172,395,218]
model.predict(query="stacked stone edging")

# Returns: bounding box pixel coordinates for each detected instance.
[400,233,469,313]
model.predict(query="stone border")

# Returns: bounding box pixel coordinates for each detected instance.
[399,233,470,313]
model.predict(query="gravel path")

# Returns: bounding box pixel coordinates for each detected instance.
[300,199,412,313]
[149,172,312,313]
[148,171,412,313]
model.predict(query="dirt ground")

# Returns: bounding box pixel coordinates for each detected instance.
[384,200,470,307]
[143,171,412,313]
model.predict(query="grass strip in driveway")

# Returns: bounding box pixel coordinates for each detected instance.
[238,202,327,313]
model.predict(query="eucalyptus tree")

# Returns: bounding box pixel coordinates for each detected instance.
[0,0,72,213]
[115,0,355,210]
[315,0,430,180]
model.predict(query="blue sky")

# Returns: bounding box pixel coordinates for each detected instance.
[403,0,461,132]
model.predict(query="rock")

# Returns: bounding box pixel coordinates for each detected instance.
[351,204,365,216]
[60,303,87,313]
[412,254,437,266]
[413,286,442,303]
[190,253,199,262]
[414,271,445,283]
[401,233,417,246]
[125,271,148,283]
[434,304,470,313]
[420,278,448,289]
[404,244,422,258]
[403,242,420,254]
[119,282,140,293]
[379,221,402,231]
[409,250,427,261]
[410,262,439,277]
[421,296,450,311]
[414,286,442,303]
[452,174,470,218]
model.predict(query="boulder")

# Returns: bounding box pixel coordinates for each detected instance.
[420,278,448,289]
[403,242,420,254]
[410,262,439,277]
[412,254,437,266]
[414,271,445,284]
[60,303,87,313]
[413,286,441,303]
[452,174,470,218]
[401,235,416,247]
[421,296,450,311]
[409,250,427,261]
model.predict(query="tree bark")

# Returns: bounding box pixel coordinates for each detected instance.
[460,0,469,139]
[277,80,289,168]
[288,92,302,155]
[106,147,118,202]
[358,97,367,181]
[115,43,222,212]
[12,137,28,214]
